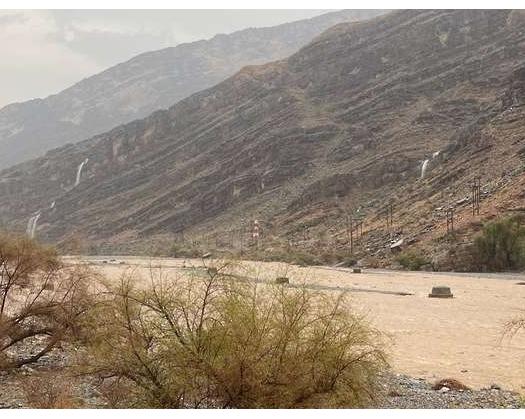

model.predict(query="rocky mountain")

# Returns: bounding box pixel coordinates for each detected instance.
[2,9,525,261]
[0,9,385,170]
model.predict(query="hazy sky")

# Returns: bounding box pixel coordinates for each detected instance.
[0,9,331,108]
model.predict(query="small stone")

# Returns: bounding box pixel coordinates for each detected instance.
[20,365,35,375]
[439,386,450,393]
[275,277,289,284]
[490,383,502,390]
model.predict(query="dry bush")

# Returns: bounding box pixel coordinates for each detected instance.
[21,371,82,408]
[504,315,525,340]
[0,233,94,370]
[83,264,387,408]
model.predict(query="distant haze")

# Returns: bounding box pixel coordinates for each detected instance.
[0,9,331,108]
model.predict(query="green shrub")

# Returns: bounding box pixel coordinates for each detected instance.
[472,216,525,271]
[83,266,387,408]
[395,249,429,271]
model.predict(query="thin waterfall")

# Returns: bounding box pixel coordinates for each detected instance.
[50,201,55,209]
[26,212,41,238]
[432,150,440,159]
[26,216,34,236]
[420,159,430,179]
[74,158,89,187]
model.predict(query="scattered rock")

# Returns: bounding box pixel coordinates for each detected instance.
[432,378,470,391]
[20,365,35,376]
[376,373,522,409]
[390,238,404,250]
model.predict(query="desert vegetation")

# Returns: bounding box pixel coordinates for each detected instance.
[0,233,93,370]
[0,233,388,408]
[80,263,387,408]
[395,249,430,271]
[470,215,525,272]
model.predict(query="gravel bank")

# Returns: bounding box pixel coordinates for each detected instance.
[375,373,523,408]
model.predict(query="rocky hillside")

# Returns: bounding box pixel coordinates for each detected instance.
[0,10,385,170]
[2,10,525,261]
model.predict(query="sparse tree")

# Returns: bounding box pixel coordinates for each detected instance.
[0,233,93,370]
[82,263,387,408]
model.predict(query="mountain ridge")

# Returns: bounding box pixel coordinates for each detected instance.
[0,9,386,170]
[2,9,525,266]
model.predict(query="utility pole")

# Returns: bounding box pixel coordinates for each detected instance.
[471,177,481,216]
[349,215,354,254]
[383,202,394,237]
[446,207,455,234]
[343,210,355,254]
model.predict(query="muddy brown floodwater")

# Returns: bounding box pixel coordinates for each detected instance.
[65,256,525,393]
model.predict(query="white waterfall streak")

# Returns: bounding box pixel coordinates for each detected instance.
[26,212,41,238]
[74,158,89,187]
[420,159,430,179]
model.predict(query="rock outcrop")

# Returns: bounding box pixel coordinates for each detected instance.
[0,10,385,170]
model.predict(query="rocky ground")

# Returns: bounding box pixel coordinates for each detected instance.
[376,373,524,409]
[0,341,522,409]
